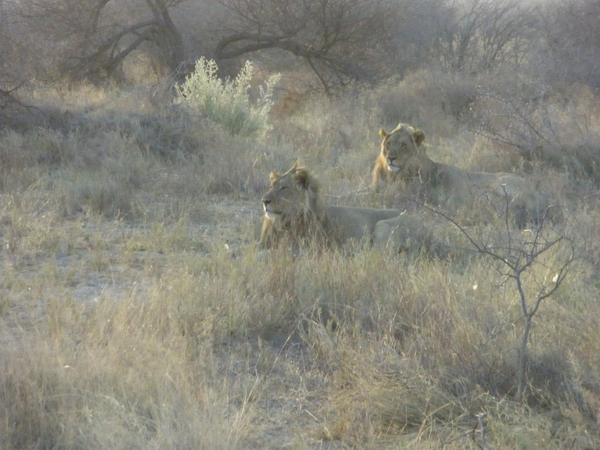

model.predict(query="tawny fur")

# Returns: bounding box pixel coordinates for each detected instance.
[372,123,557,227]
[260,160,445,255]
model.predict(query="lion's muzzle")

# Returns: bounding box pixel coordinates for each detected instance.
[262,198,281,219]
[386,158,401,172]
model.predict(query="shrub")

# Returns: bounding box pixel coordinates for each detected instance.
[472,83,600,189]
[174,58,280,138]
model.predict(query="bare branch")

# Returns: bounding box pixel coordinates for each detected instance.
[415,188,576,401]
[432,0,534,73]
[215,0,399,92]
[16,0,188,81]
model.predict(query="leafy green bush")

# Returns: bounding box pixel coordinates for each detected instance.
[175,58,280,138]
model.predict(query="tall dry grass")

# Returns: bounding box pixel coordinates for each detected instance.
[1,71,600,449]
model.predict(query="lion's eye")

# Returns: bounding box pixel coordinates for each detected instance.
[279,186,288,191]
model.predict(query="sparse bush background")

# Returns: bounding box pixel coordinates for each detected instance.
[1,0,600,448]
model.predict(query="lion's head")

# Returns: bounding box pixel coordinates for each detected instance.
[260,160,327,248]
[373,123,425,183]
[379,123,426,174]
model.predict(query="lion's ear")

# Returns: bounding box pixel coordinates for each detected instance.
[294,158,306,170]
[413,130,426,147]
[293,169,311,190]
[379,129,388,140]
[269,172,280,182]
[286,158,305,175]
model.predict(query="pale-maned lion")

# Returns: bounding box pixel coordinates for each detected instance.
[372,123,556,228]
[260,160,448,256]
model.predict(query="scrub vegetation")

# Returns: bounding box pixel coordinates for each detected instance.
[1,0,600,448]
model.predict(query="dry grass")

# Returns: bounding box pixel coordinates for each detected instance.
[1,77,600,449]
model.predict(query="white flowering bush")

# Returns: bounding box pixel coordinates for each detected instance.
[175,58,280,138]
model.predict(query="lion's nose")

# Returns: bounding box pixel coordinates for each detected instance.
[263,198,271,206]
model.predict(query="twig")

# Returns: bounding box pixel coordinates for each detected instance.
[472,412,492,450]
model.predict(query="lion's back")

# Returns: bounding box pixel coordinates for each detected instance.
[326,205,399,244]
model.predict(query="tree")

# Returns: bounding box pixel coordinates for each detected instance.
[17,0,187,81]
[214,0,399,94]
[537,0,600,88]
[0,1,31,125]
[432,0,535,73]
[429,199,575,400]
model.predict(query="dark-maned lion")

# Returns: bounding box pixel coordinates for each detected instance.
[260,160,447,256]
[372,123,557,228]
